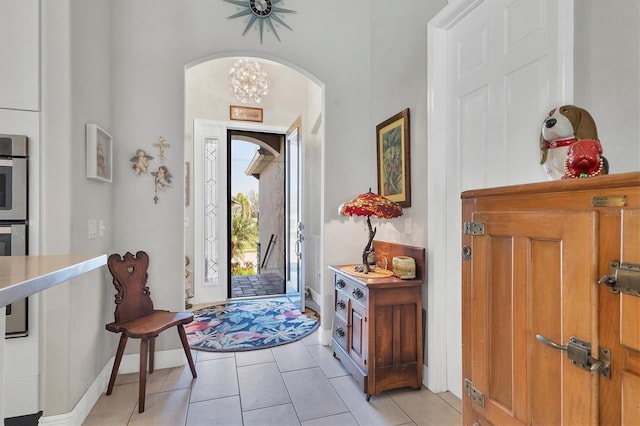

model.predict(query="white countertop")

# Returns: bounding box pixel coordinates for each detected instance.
[0,254,107,306]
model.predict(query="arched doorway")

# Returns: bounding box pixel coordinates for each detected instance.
[184,56,323,313]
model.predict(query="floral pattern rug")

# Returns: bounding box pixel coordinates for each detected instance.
[185,299,320,352]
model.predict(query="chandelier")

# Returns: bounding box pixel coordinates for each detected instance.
[229,59,269,104]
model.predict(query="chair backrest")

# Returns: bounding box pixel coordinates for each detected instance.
[107,251,155,323]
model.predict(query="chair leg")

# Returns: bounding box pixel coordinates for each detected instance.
[138,338,149,413]
[177,325,197,378]
[149,337,155,374]
[107,334,128,395]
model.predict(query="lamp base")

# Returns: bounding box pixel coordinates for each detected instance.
[353,263,371,274]
[354,248,376,274]
[341,265,393,278]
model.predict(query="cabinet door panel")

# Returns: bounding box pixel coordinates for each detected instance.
[530,239,562,425]
[0,0,39,110]
[621,212,640,350]
[374,304,418,366]
[620,212,640,426]
[397,304,417,363]
[470,211,598,426]
[349,301,367,371]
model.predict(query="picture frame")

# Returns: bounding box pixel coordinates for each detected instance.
[230,105,263,122]
[376,108,411,207]
[86,123,113,183]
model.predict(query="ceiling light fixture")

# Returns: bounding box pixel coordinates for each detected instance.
[229,59,269,104]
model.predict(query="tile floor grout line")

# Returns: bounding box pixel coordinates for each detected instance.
[438,393,462,415]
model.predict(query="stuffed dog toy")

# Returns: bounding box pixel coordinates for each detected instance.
[539,105,599,180]
[562,139,607,179]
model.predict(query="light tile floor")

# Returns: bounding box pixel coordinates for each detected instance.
[84,330,461,425]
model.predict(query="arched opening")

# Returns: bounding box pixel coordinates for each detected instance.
[184,55,323,314]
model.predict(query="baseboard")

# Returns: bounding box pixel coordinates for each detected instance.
[318,325,332,346]
[38,349,187,426]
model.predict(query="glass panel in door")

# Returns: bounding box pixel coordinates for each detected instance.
[286,117,303,311]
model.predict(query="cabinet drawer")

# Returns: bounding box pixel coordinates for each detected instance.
[334,291,348,320]
[332,315,348,350]
[335,274,368,307]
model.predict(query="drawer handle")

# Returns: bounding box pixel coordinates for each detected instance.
[337,300,346,310]
[335,327,345,337]
[352,288,364,299]
[336,279,346,289]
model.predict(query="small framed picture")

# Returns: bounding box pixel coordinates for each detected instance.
[86,123,113,183]
[376,108,411,207]
[230,105,263,122]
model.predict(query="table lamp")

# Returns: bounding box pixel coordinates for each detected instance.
[338,189,403,274]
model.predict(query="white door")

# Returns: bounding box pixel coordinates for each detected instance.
[286,116,304,311]
[427,0,573,397]
[193,119,287,304]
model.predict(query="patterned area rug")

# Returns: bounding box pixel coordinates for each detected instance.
[185,299,320,352]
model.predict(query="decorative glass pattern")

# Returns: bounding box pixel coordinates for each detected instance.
[203,137,219,284]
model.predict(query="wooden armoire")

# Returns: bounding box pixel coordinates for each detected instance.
[461,172,640,425]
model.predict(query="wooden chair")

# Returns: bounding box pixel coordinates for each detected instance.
[105,251,197,413]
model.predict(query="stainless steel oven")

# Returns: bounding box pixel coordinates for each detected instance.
[0,134,28,221]
[0,134,28,338]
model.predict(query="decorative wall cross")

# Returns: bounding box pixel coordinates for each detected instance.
[153,136,170,163]
[131,135,173,204]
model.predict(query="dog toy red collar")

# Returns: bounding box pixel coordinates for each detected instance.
[545,137,577,149]
[563,157,605,179]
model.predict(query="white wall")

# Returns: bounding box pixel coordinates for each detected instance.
[39,0,115,416]
[110,0,380,339]
[13,0,639,419]
[574,0,640,173]
[369,1,446,245]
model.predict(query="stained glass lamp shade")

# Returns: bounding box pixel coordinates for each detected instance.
[338,189,403,273]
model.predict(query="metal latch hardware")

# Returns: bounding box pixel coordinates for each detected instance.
[462,245,472,261]
[464,378,485,407]
[598,262,640,296]
[464,222,484,236]
[536,335,611,379]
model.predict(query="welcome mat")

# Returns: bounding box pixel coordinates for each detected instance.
[185,299,320,352]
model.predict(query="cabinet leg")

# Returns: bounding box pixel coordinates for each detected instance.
[366,394,371,402]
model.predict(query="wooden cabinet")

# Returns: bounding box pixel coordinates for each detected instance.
[329,241,425,400]
[461,172,640,425]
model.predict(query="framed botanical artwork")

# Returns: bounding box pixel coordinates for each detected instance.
[86,123,113,183]
[376,108,411,207]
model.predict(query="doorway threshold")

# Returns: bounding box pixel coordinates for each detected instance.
[231,272,284,298]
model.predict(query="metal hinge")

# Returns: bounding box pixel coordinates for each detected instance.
[598,262,640,296]
[464,222,484,236]
[464,378,485,407]
[536,335,611,379]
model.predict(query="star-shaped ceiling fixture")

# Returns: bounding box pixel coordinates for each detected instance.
[224,0,296,43]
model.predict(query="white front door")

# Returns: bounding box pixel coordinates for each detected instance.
[286,116,304,311]
[427,0,573,397]
[192,119,287,304]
